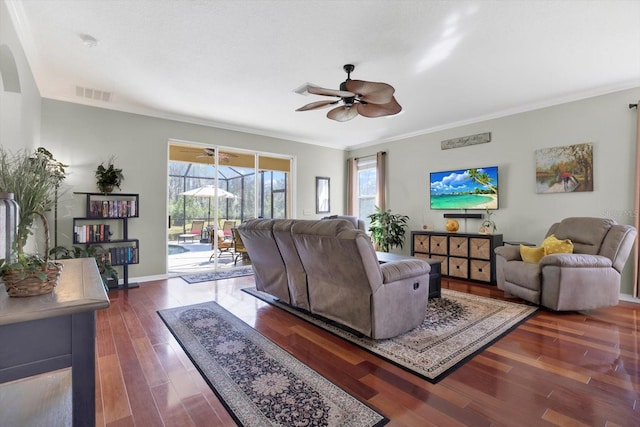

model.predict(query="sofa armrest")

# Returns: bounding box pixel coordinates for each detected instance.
[373,261,430,339]
[495,245,522,261]
[381,259,430,283]
[540,253,612,268]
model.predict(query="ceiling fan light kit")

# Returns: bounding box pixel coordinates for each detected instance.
[296,64,402,122]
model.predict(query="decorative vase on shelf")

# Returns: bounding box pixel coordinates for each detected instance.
[478,225,492,235]
[445,219,459,233]
[479,208,497,235]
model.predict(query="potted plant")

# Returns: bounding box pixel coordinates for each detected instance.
[95,157,124,193]
[479,208,497,234]
[367,206,409,252]
[0,147,67,296]
[50,245,118,290]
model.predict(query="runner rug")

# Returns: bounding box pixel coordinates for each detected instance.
[158,301,387,427]
[179,266,254,284]
[242,287,537,383]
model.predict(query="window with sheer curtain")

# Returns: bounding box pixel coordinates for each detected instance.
[347,151,386,231]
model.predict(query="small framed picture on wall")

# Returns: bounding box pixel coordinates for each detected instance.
[316,177,330,214]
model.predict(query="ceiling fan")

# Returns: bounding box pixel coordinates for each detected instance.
[296,64,402,122]
[178,147,237,163]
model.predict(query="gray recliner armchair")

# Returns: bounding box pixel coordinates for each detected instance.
[495,217,637,311]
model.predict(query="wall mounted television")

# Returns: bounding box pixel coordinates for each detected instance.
[430,166,499,210]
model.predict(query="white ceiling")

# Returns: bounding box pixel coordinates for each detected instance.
[6,0,640,150]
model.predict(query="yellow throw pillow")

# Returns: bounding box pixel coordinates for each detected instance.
[520,245,546,263]
[541,234,574,255]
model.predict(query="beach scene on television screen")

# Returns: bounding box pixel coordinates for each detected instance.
[430,167,498,210]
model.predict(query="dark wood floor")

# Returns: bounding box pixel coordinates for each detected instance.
[95,275,640,426]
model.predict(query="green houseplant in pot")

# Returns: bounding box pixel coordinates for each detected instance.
[95,157,124,193]
[50,245,118,290]
[0,147,67,296]
[367,206,409,252]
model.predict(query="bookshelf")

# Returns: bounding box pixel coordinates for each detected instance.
[73,192,139,289]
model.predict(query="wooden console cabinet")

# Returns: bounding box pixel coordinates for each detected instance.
[411,231,503,284]
[0,258,110,426]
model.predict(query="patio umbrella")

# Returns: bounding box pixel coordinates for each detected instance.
[179,185,236,226]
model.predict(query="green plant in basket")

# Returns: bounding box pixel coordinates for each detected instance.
[0,219,63,296]
[0,147,67,296]
[1,253,52,281]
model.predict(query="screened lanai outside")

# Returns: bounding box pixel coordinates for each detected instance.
[167,144,291,274]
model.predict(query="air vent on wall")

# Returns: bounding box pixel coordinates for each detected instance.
[75,86,112,102]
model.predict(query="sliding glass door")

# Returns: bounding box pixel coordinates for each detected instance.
[168,142,292,274]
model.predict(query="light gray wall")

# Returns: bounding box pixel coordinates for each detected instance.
[40,100,345,278]
[3,0,639,294]
[0,0,44,255]
[349,87,640,295]
[0,0,41,151]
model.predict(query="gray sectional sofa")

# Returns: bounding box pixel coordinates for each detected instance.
[238,218,432,339]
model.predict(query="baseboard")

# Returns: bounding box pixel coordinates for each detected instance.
[125,273,170,284]
[619,293,640,304]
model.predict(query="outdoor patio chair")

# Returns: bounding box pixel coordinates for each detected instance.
[232,227,249,265]
[222,220,236,238]
[210,230,234,261]
[178,220,205,243]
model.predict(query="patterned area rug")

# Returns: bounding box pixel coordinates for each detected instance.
[180,266,254,283]
[158,301,387,427]
[243,288,537,383]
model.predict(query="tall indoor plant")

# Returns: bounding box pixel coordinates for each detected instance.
[367,206,409,252]
[0,147,67,296]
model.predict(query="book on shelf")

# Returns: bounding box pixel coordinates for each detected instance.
[109,246,138,265]
[74,224,111,243]
[88,199,138,218]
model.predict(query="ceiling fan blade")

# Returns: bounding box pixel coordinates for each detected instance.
[327,105,358,122]
[356,97,402,118]
[308,86,355,98]
[345,80,395,104]
[296,100,338,112]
